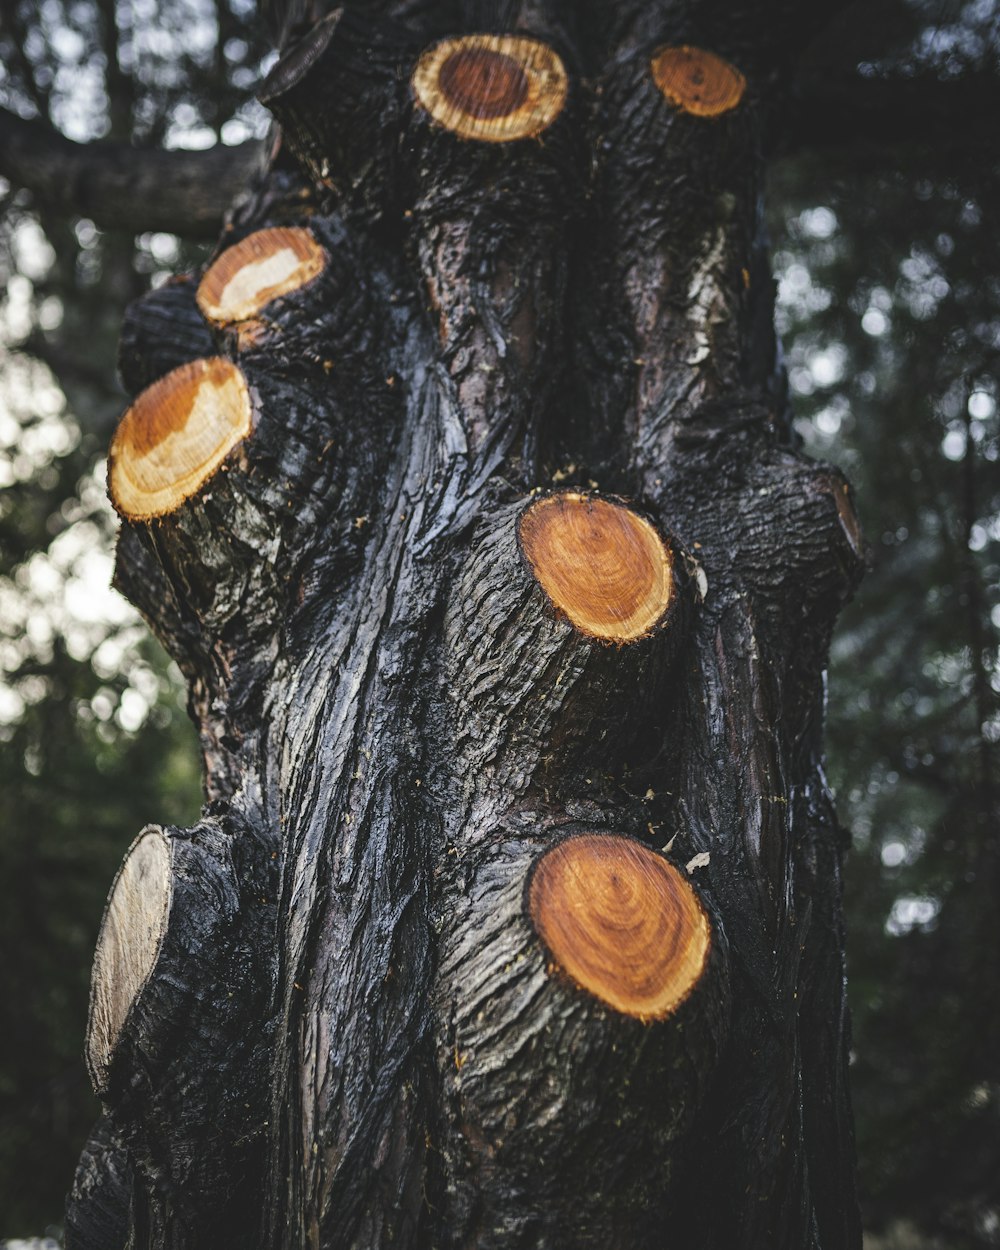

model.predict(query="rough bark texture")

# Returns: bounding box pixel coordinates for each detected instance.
[68,2,864,1247]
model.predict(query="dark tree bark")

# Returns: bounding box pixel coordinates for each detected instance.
[67,3,865,1247]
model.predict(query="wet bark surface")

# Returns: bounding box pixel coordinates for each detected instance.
[67,2,864,1247]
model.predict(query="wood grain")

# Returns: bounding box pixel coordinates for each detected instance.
[197,227,326,325]
[87,829,170,1088]
[650,46,746,118]
[412,35,568,143]
[519,492,674,642]
[529,833,711,1020]
[108,357,251,519]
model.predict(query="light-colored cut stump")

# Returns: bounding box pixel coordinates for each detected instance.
[87,828,171,1085]
[196,227,326,325]
[650,45,746,117]
[412,34,568,142]
[518,492,674,642]
[529,833,711,1020]
[108,357,252,520]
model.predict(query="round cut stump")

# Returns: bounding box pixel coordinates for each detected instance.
[650,45,746,117]
[196,227,326,325]
[518,492,674,642]
[529,832,711,1020]
[412,34,568,143]
[108,357,252,520]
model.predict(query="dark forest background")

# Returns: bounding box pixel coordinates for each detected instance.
[0,0,998,1245]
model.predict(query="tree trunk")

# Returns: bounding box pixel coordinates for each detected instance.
[66,4,865,1247]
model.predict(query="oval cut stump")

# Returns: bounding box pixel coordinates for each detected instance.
[412,34,568,142]
[518,492,674,642]
[108,357,252,521]
[87,828,171,1091]
[445,495,685,793]
[196,227,326,325]
[529,832,711,1020]
[650,45,746,117]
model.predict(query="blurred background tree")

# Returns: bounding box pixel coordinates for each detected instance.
[0,0,997,1245]
[0,0,270,1235]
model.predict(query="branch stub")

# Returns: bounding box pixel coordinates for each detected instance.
[87,829,171,1089]
[196,227,326,325]
[650,45,746,117]
[108,357,252,520]
[412,35,568,142]
[528,832,711,1020]
[518,492,674,642]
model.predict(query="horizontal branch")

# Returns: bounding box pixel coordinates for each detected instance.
[0,107,267,236]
